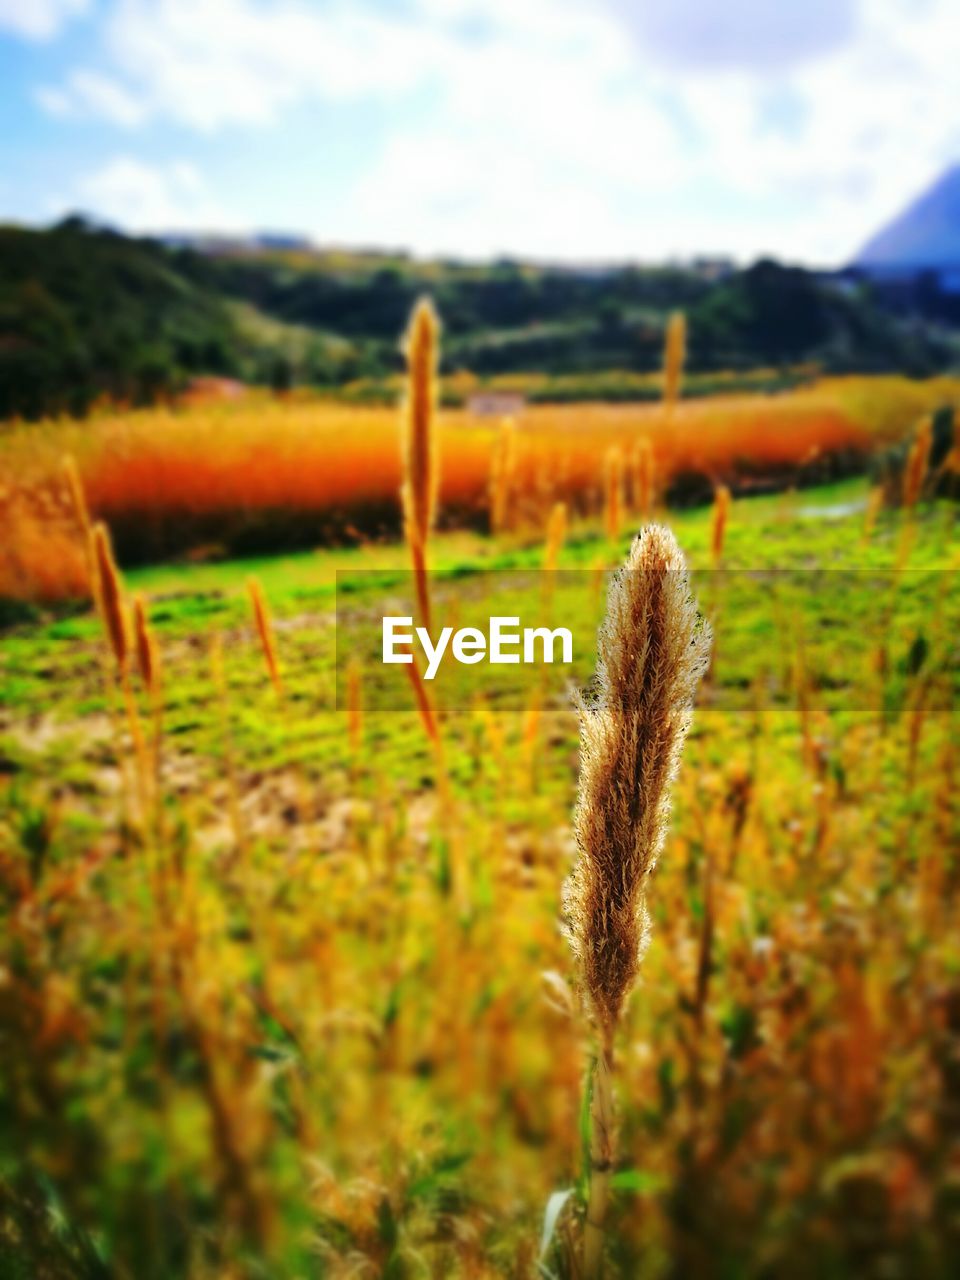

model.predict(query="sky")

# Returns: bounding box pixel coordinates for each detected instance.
[1,0,958,265]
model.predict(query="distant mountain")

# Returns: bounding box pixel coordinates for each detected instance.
[161,231,316,253]
[856,165,960,274]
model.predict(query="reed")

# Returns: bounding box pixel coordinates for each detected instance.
[565,524,711,1277]
[132,592,163,814]
[91,522,128,675]
[89,521,153,821]
[896,416,933,567]
[632,439,654,521]
[62,454,92,545]
[489,416,517,536]
[347,657,363,758]
[543,501,567,574]
[903,416,932,511]
[711,484,731,565]
[862,485,883,543]
[603,448,623,546]
[133,593,159,698]
[210,633,246,859]
[663,312,686,412]
[401,298,440,631]
[247,577,283,697]
[402,646,441,749]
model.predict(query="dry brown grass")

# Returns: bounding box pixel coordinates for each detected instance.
[2,375,957,601]
[566,525,711,1275]
[401,299,440,630]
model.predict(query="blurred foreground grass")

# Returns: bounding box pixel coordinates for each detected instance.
[0,479,958,1278]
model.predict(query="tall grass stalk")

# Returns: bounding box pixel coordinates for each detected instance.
[210,633,246,862]
[401,298,440,631]
[247,577,283,698]
[133,592,163,824]
[632,439,654,522]
[62,454,92,580]
[603,448,623,547]
[663,312,686,413]
[489,416,517,536]
[897,416,932,566]
[347,657,363,760]
[565,525,710,1277]
[711,485,731,566]
[90,521,149,819]
[543,500,567,575]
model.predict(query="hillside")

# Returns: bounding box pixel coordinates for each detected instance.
[0,218,238,419]
[856,165,960,273]
[1,217,957,420]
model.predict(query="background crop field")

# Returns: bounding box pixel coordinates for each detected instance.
[2,372,959,602]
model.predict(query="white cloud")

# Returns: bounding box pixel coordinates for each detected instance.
[615,0,858,71]
[0,0,87,41]
[32,0,960,263]
[36,69,147,126]
[100,0,451,131]
[73,156,243,232]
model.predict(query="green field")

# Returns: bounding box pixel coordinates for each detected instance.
[1,479,958,1278]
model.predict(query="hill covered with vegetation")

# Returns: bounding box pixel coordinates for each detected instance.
[2,216,958,419]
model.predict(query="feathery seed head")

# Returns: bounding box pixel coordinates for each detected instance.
[903,416,932,509]
[91,522,128,673]
[133,593,158,696]
[401,297,440,548]
[565,524,710,1038]
[62,454,91,537]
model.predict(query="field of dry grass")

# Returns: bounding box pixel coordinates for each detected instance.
[2,372,958,603]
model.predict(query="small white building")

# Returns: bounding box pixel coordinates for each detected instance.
[466,392,526,418]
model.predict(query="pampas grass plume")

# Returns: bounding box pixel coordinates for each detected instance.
[567,523,710,1035]
[566,524,710,1277]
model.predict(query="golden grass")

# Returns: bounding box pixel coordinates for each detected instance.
[663,311,686,411]
[567,526,711,1275]
[710,485,731,566]
[247,577,283,698]
[2,374,959,601]
[401,300,440,630]
[603,446,624,546]
[91,522,128,675]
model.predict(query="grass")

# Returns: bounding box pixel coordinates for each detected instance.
[3,373,959,599]
[0,477,957,1277]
